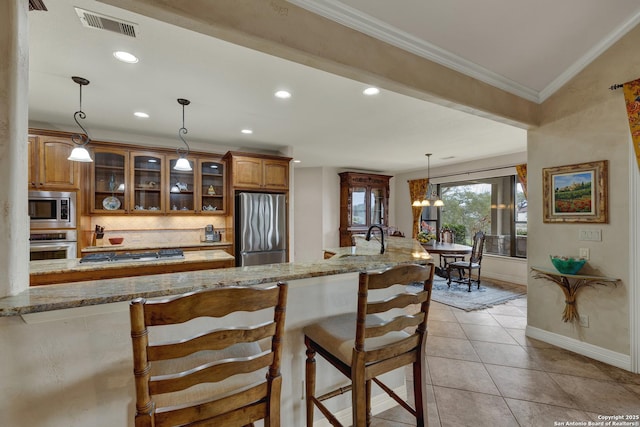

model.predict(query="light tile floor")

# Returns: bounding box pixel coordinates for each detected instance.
[370,296,640,427]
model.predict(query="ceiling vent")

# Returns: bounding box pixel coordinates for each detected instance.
[29,0,48,11]
[75,7,137,38]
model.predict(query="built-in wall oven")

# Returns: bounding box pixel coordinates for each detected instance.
[29,229,78,261]
[28,191,76,229]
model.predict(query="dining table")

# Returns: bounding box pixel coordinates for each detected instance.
[420,242,473,277]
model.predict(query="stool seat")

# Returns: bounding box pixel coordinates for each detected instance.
[303,313,410,365]
[304,263,434,427]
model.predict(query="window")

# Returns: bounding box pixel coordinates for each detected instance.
[429,175,527,258]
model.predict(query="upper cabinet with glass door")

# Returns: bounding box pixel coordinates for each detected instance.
[167,155,195,213]
[90,147,128,213]
[130,151,164,214]
[198,158,225,214]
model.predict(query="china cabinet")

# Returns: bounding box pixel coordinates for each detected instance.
[339,172,392,247]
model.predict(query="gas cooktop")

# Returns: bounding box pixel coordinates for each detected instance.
[79,249,184,263]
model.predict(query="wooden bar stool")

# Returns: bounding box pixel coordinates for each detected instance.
[304,263,434,427]
[130,283,288,427]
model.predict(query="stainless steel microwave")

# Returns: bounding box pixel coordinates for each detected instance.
[28,191,76,229]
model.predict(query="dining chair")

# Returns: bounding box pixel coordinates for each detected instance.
[304,262,435,427]
[447,231,486,291]
[438,228,465,277]
[130,283,288,427]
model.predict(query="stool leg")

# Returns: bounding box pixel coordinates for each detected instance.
[413,359,427,427]
[305,342,316,427]
[366,379,372,426]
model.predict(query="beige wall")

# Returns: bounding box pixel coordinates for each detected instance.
[527,24,640,355]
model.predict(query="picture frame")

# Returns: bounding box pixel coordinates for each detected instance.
[543,160,608,223]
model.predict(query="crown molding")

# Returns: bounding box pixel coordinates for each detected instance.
[289,0,640,105]
[539,8,640,102]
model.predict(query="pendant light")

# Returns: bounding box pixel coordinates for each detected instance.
[174,98,192,171]
[412,153,444,207]
[67,76,93,162]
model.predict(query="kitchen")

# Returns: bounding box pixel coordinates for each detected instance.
[2,0,639,426]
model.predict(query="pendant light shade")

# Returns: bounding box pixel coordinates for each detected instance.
[412,153,444,207]
[174,98,193,172]
[68,76,93,162]
[67,146,93,162]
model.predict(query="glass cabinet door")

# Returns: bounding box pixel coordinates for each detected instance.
[91,149,127,213]
[167,156,195,213]
[199,159,225,214]
[131,152,164,213]
[350,187,367,225]
[370,187,385,224]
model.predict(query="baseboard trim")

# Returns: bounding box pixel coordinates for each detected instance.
[526,325,631,371]
[313,384,407,427]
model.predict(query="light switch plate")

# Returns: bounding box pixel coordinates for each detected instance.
[579,248,589,259]
[579,229,601,241]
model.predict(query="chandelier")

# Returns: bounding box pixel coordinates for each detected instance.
[412,153,444,207]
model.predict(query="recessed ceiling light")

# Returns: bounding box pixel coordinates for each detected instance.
[241,129,253,134]
[363,87,380,96]
[293,159,301,163]
[274,90,291,99]
[133,112,149,118]
[113,51,138,63]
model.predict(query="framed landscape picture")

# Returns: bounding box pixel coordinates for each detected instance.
[543,160,608,223]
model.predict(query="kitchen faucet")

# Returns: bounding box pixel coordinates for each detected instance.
[365,224,385,254]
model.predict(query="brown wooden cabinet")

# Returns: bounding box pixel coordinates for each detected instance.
[28,134,80,190]
[198,158,226,214]
[339,172,392,247]
[226,152,290,190]
[130,151,165,214]
[166,155,195,213]
[90,147,129,213]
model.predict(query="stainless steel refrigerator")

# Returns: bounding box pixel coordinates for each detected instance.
[236,192,287,266]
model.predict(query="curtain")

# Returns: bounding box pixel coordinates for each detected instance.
[623,79,640,171]
[515,164,527,199]
[408,178,428,239]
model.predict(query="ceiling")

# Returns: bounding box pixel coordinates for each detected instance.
[27,0,640,173]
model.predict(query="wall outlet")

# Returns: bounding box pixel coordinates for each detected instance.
[579,248,590,259]
[579,314,589,328]
[579,229,601,241]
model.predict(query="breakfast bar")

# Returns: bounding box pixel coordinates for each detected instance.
[0,237,431,427]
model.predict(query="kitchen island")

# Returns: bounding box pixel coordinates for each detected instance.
[0,237,431,427]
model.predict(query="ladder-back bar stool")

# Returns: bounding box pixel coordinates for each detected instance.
[304,263,434,427]
[130,283,288,427]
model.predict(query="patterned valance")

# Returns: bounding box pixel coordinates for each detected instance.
[408,178,428,239]
[623,79,640,171]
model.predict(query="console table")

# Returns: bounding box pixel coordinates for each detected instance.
[530,266,619,323]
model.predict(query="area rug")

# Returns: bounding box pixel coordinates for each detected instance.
[409,276,527,311]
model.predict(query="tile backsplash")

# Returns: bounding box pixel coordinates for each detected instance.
[88,216,228,246]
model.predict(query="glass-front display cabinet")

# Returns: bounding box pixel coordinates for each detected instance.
[199,158,225,214]
[90,148,128,213]
[167,155,195,213]
[130,151,164,214]
[339,172,391,246]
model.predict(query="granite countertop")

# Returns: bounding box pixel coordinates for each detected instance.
[1,237,431,317]
[81,241,231,253]
[30,250,234,276]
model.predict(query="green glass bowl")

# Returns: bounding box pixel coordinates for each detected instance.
[550,256,586,275]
